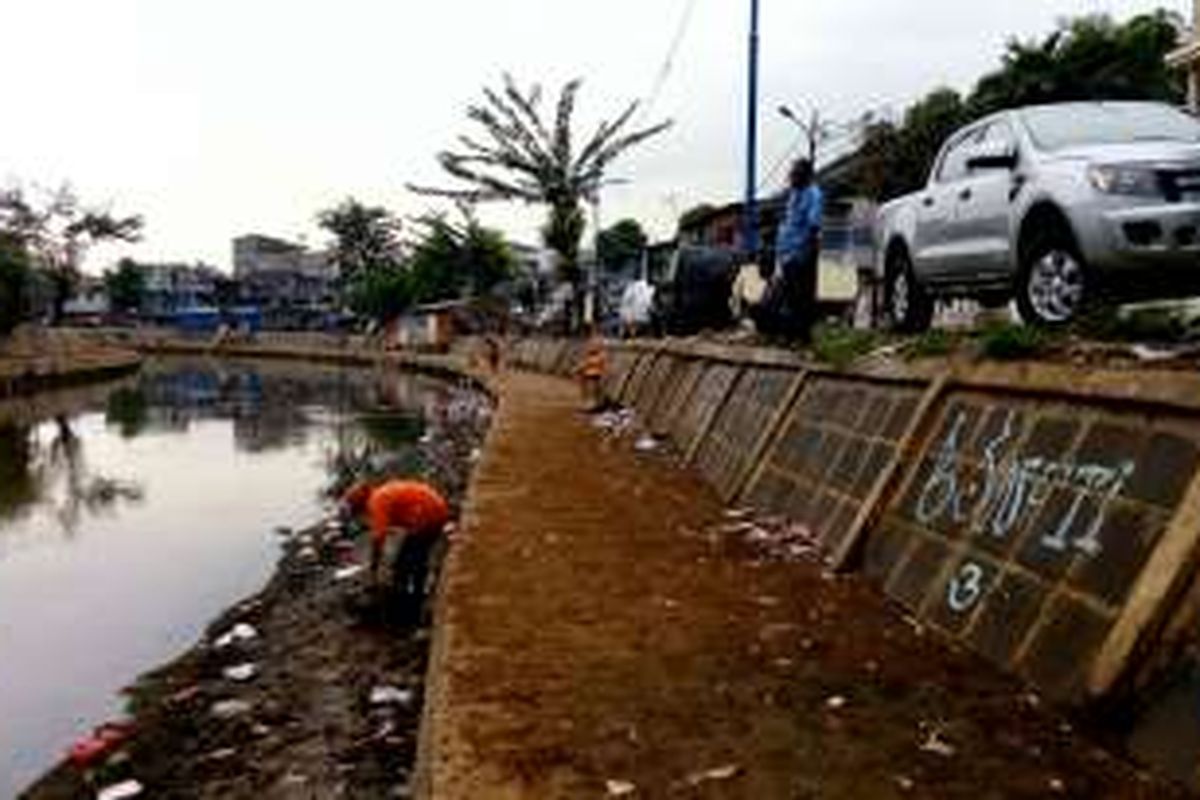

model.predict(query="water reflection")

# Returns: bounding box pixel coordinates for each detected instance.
[0,357,485,798]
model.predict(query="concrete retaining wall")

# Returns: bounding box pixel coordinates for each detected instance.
[509,338,1200,726]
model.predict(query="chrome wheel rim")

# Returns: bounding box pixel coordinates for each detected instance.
[891,269,910,325]
[1028,249,1083,323]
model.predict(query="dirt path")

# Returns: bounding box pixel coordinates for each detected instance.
[421,370,1185,799]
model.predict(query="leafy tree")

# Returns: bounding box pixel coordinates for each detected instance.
[677,203,718,234]
[597,218,647,273]
[0,233,30,336]
[345,263,413,324]
[0,184,142,321]
[317,198,404,286]
[408,206,515,303]
[410,74,670,326]
[103,257,145,313]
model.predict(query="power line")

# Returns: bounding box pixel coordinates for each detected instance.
[640,0,701,122]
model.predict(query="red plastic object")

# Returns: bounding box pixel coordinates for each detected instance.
[68,721,134,770]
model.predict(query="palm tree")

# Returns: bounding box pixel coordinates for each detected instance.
[409,74,670,327]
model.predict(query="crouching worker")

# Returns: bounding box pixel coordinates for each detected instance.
[341,479,450,618]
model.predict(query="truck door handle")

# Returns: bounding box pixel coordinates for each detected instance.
[922,196,934,207]
[959,188,973,201]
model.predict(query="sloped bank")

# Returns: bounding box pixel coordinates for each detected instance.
[19,351,493,800]
[511,336,1200,790]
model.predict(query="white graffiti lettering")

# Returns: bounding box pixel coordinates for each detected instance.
[915,410,1134,560]
[947,561,986,612]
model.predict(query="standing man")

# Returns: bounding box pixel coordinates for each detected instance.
[773,158,824,342]
[342,478,451,617]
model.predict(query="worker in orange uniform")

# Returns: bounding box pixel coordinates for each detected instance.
[341,479,451,614]
[576,330,607,411]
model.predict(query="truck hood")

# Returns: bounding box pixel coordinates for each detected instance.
[1044,141,1200,166]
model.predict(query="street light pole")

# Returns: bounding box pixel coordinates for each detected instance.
[742,0,761,259]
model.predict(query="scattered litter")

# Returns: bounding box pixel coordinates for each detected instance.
[605,779,636,796]
[222,663,258,682]
[274,526,293,538]
[825,695,847,710]
[723,507,752,520]
[202,747,238,762]
[469,448,482,462]
[1049,777,1066,793]
[1129,344,1178,362]
[686,764,741,786]
[298,545,318,561]
[591,408,636,436]
[210,699,253,719]
[369,685,415,707]
[214,623,258,649]
[919,730,956,757]
[633,435,660,453]
[165,684,202,706]
[68,722,134,770]
[895,775,915,791]
[97,780,143,800]
[333,565,365,582]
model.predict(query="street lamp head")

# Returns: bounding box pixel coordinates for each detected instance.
[778,105,796,121]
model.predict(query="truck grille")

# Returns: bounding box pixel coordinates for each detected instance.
[1159,168,1200,202]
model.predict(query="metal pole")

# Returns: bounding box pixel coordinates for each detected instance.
[742,0,761,259]
[585,196,600,328]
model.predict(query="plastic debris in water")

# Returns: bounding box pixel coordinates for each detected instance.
[97,779,144,799]
[214,623,258,649]
[68,721,134,770]
[222,663,258,682]
[605,779,636,796]
[369,685,415,706]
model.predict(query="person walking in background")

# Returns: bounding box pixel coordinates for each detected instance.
[773,158,824,343]
[342,478,451,619]
[577,329,608,411]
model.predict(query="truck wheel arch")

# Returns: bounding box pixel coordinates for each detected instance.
[1017,201,1078,262]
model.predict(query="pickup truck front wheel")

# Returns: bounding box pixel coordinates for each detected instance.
[885,246,933,333]
[1016,226,1090,326]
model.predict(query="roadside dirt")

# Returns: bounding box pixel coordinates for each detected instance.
[424,370,1189,799]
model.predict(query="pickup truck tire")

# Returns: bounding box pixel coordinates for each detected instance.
[885,245,933,333]
[1016,223,1090,327]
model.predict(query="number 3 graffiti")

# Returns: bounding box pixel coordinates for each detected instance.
[947,562,986,613]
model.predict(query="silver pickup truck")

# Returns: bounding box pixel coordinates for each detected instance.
[875,101,1200,330]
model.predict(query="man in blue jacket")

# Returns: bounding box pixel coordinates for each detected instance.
[772,158,824,342]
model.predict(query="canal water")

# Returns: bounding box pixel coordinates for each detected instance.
[0,358,480,798]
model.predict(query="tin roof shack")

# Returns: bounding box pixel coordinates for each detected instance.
[388,300,469,353]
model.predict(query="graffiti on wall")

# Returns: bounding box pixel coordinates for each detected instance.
[915,409,1135,612]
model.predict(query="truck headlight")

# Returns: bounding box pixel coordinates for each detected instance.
[1087,164,1161,197]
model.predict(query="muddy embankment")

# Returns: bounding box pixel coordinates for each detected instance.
[20,371,492,800]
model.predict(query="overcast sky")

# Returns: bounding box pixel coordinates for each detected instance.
[0,0,1183,273]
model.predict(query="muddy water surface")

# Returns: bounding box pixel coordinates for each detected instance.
[0,358,471,798]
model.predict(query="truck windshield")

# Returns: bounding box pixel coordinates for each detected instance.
[1021,103,1200,151]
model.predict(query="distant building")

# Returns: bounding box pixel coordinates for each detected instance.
[1167,1,1200,111]
[62,276,110,320]
[233,234,338,328]
[138,262,223,318]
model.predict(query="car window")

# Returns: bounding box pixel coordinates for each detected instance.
[1020,102,1200,150]
[936,127,984,183]
[980,120,1017,151]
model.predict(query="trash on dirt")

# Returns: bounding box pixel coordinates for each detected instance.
[96,779,144,800]
[222,663,258,682]
[334,565,365,582]
[298,545,318,561]
[605,779,636,796]
[1049,777,1066,793]
[214,623,258,649]
[919,729,956,757]
[1129,344,1178,362]
[274,526,293,538]
[201,747,238,762]
[369,685,415,707]
[591,408,635,435]
[723,507,752,520]
[825,695,847,710]
[686,763,741,785]
[895,775,915,791]
[633,435,660,453]
[210,699,253,719]
[68,721,134,769]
